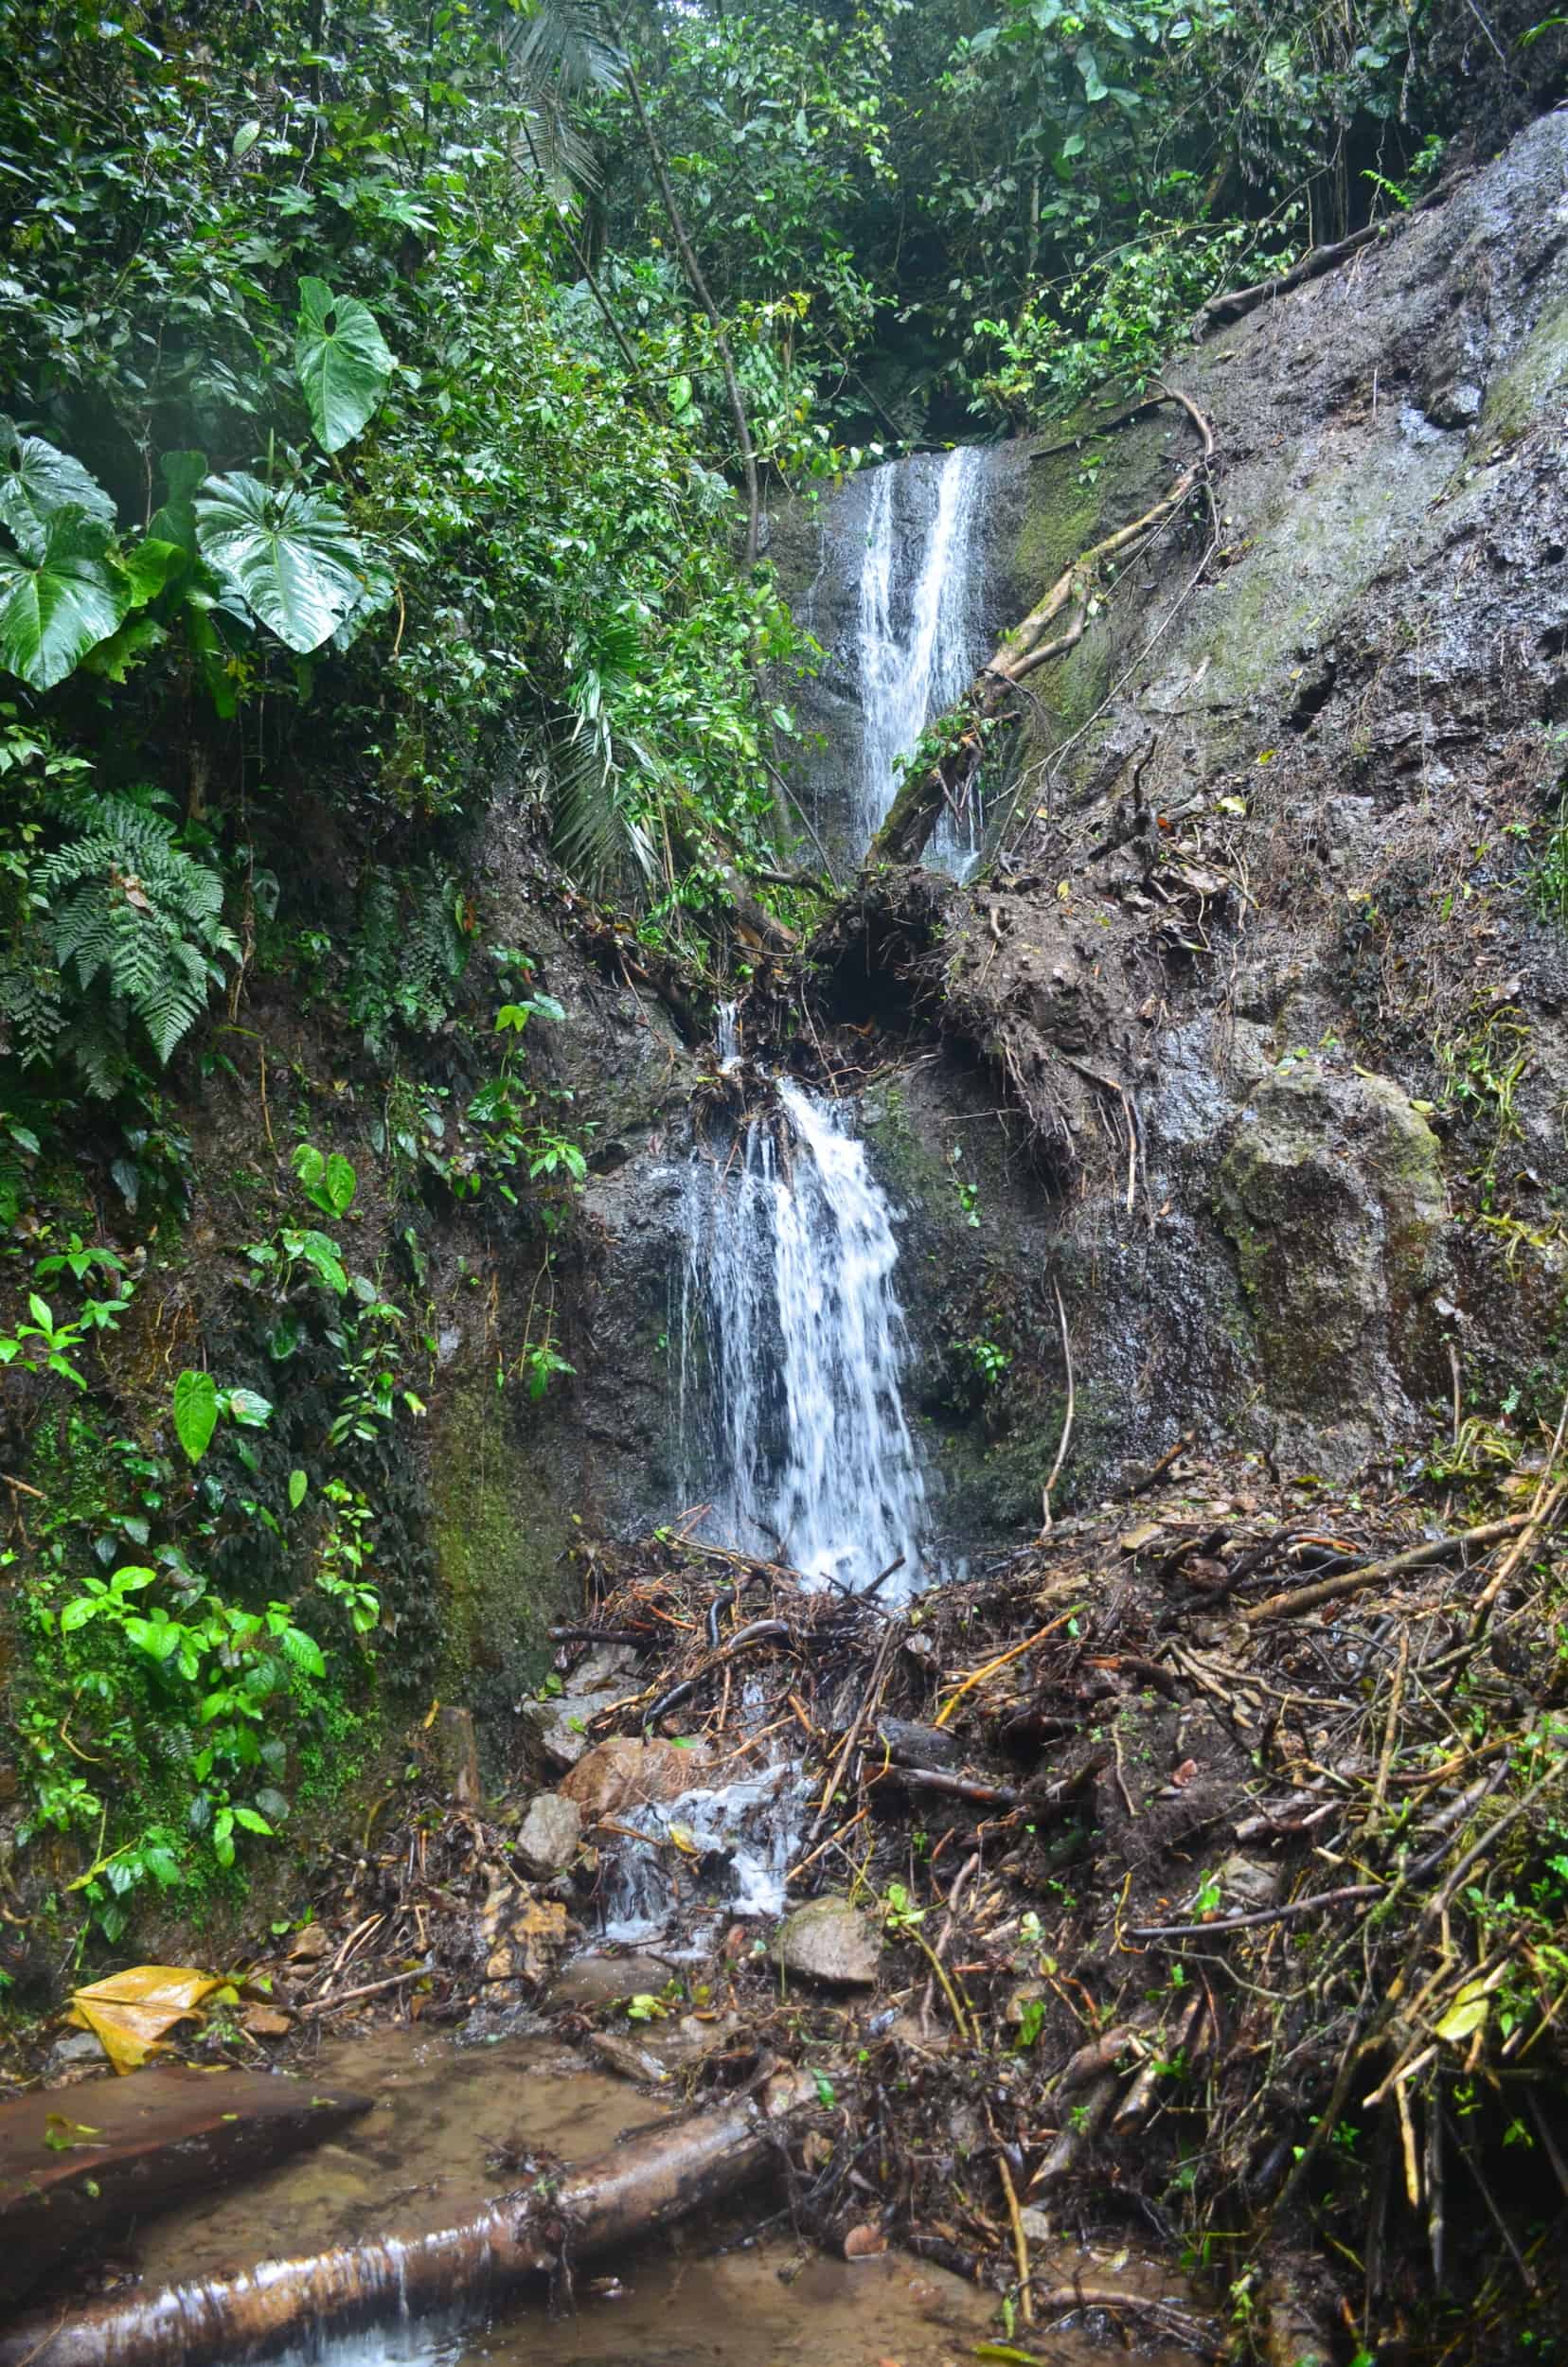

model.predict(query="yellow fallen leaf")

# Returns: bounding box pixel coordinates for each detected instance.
[67,1964,223,2074]
[1434,1979,1492,2045]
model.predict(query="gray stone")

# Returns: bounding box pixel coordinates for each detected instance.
[515,1791,582,1877]
[566,1644,640,1694]
[45,2029,105,2075]
[545,1951,681,2007]
[517,1690,622,1769]
[1218,1852,1283,1912]
[772,1896,882,1987]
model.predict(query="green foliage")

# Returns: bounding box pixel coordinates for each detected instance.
[975,211,1294,417]
[192,472,381,656]
[294,279,395,456]
[0,510,128,691]
[1527,780,1568,926]
[172,1370,219,1466]
[339,864,471,1055]
[293,1143,358,1220]
[1,788,239,1096]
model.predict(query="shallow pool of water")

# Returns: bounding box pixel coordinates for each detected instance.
[123,2025,1205,2367]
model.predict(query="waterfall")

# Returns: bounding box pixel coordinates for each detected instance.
[854,445,990,871]
[679,1079,926,1600]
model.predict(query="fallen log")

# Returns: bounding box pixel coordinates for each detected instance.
[0,2069,822,2367]
[1242,1514,1529,1623]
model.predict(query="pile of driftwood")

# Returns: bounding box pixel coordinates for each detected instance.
[530,1432,1568,2364]
[13,1433,1564,2367]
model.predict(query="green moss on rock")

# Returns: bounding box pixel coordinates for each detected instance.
[1215,1063,1447,1415]
[426,1361,575,1727]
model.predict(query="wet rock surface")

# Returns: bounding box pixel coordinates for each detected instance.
[772,1896,882,1986]
[560,1735,716,1817]
[794,110,1568,1496]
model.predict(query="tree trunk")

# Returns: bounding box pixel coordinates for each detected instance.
[0,2071,821,2367]
[615,41,762,568]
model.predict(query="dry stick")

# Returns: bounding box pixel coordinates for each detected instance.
[786,1804,869,1886]
[881,1765,1021,1810]
[1195,171,1463,333]
[996,2152,1034,2323]
[934,1604,1081,1731]
[920,1849,981,2037]
[1130,1878,1381,1945]
[297,1960,435,2019]
[1039,1277,1074,1535]
[904,1922,973,2045]
[803,1618,900,1846]
[1467,1403,1568,1634]
[1243,1515,1530,1624]
[1368,1631,1410,1823]
[1,1472,45,1499]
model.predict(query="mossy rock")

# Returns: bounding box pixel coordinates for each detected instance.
[1215,1063,1448,1419]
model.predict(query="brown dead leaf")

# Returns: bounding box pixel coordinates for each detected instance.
[1170,1758,1200,1788]
[287,1925,331,1963]
[844,2222,886,2259]
[68,1966,223,2074]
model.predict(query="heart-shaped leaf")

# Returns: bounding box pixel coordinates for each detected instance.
[172,1368,219,1465]
[0,512,129,689]
[224,1386,274,1430]
[194,472,369,654]
[0,419,116,559]
[294,277,394,454]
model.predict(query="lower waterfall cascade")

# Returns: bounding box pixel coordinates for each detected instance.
[677,1072,927,1599]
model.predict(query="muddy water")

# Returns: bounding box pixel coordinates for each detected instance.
[133,2029,1203,2367]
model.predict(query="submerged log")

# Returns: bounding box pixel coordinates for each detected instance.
[0,2065,370,2309]
[0,2070,821,2367]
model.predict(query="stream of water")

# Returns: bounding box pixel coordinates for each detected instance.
[597,1045,929,1945]
[678,1073,926,1597]
[853,445,991,872]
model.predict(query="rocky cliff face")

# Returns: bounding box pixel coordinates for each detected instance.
[803,109,1568,1491]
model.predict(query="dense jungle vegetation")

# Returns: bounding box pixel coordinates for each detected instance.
[0,0,1560,1963]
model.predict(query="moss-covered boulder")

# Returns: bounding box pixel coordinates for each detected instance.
[1215,1064,1448,1438]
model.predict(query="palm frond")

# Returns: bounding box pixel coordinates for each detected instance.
[551,711,658,898]
[499,0,625,94]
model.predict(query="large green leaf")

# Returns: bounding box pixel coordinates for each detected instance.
[0,420,116,560]
[172,1368,219,1465]
[193,472,369,654]
[294,278,394,454]
[0,512,129,690]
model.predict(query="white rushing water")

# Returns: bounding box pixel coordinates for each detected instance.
[854,444,990,871]
[679,1077,927,1601]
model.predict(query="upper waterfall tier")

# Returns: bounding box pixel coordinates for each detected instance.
[784,442,1025,875]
